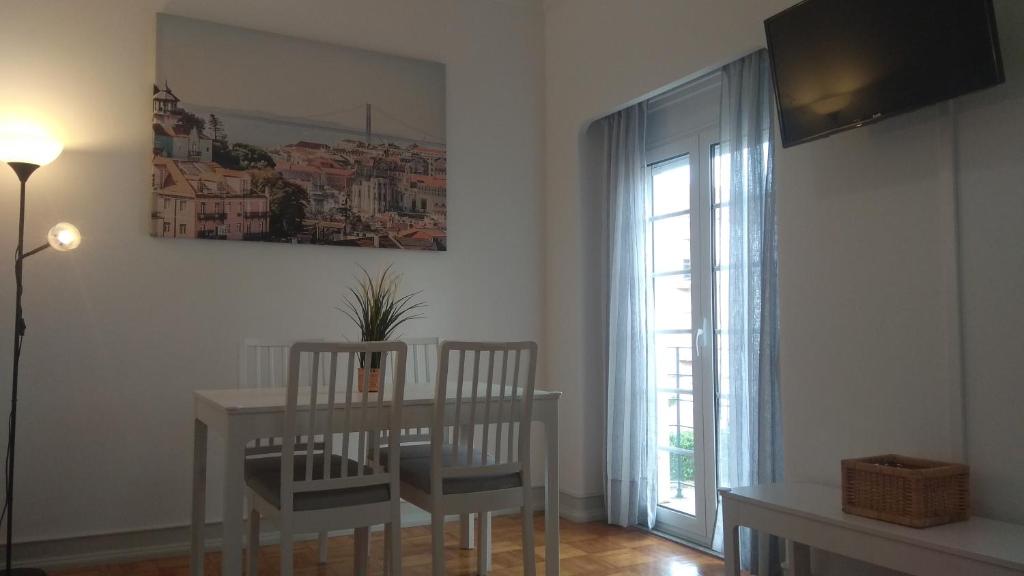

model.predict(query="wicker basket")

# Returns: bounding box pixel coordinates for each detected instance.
[841,454,969,528]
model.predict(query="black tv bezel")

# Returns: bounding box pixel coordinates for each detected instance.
[764,0,1006,148]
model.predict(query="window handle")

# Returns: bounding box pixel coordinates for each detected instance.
[695,318,709,358]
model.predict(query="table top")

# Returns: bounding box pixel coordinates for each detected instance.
[722,482,1024,570]
[196,384,561,414]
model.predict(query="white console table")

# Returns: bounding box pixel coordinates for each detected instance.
[721,483,1024,576]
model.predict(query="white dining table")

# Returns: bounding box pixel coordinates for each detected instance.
[190,385,561,576]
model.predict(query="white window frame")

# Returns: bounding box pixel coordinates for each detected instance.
[646,124,719,547]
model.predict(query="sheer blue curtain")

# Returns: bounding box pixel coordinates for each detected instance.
[712,50,783,573]
[599,102,658,529]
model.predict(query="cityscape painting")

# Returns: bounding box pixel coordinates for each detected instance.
[152,15,447,250]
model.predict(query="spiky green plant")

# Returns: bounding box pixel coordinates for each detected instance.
[338,265,427,368]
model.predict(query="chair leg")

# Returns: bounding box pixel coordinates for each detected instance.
[318,530,329,564]
[247,506,260,576]
[355,527,370,576]
[477,511,492,575]
[521,488,536,576]
[431,513,446,576]
[279,519,294,576]
[459,513,475,549]
[388,521,402,576]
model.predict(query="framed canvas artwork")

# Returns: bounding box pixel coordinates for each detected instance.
[152,14,447,250]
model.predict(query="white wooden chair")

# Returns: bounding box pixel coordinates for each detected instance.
[246,341,407,576]
[239,339,331,562]
[399,337,483,551]
[392,340,538,576]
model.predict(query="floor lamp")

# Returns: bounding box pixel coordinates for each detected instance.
[0,123,81,576]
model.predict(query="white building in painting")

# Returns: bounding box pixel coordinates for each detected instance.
[351,177,396,216]
[152,84,213,162]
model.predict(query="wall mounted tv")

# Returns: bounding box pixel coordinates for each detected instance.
[765,0,1004,148]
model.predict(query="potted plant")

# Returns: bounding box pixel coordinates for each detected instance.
[339,265,426,392]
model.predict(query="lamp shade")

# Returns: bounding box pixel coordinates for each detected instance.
[0,122,63,166]
[47,222,81,252]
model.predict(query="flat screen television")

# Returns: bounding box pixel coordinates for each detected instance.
[765,0,1005,147]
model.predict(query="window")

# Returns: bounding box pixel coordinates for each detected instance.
[163,222,170,234]
[645,73,721,546]
[164,198,171,210]
[179,223,187,235]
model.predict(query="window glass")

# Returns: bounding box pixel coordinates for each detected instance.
[652,215,691,274]
[652,157,690,216]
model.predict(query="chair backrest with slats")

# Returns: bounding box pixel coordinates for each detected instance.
[241,338,326,455]
[239,339,293,390]
[404,337,440,387]
[431,341,537,494]
[396,337,439,443]
[240,338,329,390]
[240,340,293,454]
[281,341,407,514]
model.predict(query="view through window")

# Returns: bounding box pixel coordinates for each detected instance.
[650,154,697,517]
[649,141,728,532]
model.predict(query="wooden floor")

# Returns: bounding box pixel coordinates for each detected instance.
[51,515,726,576]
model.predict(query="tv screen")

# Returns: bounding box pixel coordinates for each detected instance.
[765,0,1004,147]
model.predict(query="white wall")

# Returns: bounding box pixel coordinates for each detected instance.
[957,0,1024,524]
[776,99,963,480]
[544,0,1024,537]
[0,0,545,542]
[782,0,1024,525]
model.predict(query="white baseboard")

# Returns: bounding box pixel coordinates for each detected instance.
[12,487,577,571]
[558,492,605,523]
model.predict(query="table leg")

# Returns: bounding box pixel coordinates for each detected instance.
[723,498,740,576]
[191,419,208,576]
[460,513,475,549]
[758,530,770,576]
[354,527,369,576]
[544,417,559,576]
[788,540,811,576]
[221,427,246,576]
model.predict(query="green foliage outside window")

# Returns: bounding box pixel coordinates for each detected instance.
[669,430,695,496]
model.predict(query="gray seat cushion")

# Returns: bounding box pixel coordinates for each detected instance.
[245,455,390,512]
[378,443,432,464]
[380,444,522,495]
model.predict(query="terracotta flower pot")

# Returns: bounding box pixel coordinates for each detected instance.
[358,367,381,393]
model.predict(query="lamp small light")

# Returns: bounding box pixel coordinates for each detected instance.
[0,121,63,166]
[47,222,81,252]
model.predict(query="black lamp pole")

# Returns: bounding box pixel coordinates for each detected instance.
[4,160,47,576]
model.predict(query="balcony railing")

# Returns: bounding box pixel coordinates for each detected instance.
[657,344,697,513]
